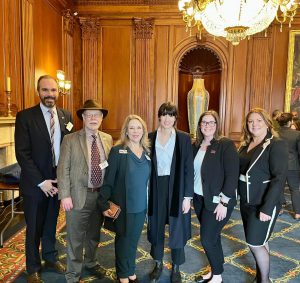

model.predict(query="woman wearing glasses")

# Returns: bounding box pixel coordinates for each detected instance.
[193,110,239,283]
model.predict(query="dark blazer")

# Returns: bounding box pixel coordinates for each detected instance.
[238,133,288,216]
[193,137,239,211]
[15,104,73,196]
[278,127,300,170]
[98,144,151,235]
[147,130,194,249]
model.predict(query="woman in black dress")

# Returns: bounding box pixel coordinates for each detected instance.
[238,108,288,283]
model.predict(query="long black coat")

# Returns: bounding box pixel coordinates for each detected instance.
[147,130,194,249]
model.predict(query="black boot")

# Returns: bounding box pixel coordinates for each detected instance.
[171,264,182,283]
[149,261,163,282]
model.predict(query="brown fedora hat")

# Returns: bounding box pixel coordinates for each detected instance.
[76,99,108,120]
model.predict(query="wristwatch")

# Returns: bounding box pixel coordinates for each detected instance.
[220,200,228,207]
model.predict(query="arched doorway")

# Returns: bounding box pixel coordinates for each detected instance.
[171,36,230,135]
[177,47,222,132]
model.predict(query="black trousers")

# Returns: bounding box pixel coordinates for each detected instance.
[23,192,60,274]
[150,176,185,265]
[286,170,300,214]
[193,193,233,275]
[115,211,146,278]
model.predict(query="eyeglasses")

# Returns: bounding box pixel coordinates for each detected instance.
[200,121,216,127]
[84,113,102,119]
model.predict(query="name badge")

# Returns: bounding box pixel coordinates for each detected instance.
[119,149,128,154]
[145,155,151,161]
[213,195,220,203]
[66,122,73,132]
[99,160,108,170]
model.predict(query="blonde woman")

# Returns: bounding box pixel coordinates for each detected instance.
[238,108,288,283]
[98,114,151,283]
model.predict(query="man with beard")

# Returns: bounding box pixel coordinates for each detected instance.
[15,75,73,283]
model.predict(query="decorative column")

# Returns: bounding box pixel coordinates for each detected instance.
[133,18,154,126]
[62,10,74,111]
[80,17,100,102]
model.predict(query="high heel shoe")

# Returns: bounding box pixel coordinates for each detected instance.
[129,278,139,283]
[194,275,212,283]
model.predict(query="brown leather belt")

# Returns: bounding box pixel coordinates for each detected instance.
[87,187,100,192]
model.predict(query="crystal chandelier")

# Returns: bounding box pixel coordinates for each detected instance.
[178,0,298,45]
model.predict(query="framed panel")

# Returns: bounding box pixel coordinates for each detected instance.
[285,30,300,115]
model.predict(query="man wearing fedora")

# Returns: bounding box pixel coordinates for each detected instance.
[57,99,113,282]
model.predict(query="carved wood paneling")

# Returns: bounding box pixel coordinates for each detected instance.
[80,17,100,101]
[133,18,154,127]
[0,0,23,116]
[22,0,35,109]
[33,0,64,107]
[248,37,273,111]
[62,10,74,112]
[153,26,170,128]
[74,0,177,5]
[101,26,132,139]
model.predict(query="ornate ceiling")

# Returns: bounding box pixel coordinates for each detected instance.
[73,0,177,5]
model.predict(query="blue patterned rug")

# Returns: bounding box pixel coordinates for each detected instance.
[7,189,300,283]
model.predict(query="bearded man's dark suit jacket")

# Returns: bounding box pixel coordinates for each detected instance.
[15,104,73,274]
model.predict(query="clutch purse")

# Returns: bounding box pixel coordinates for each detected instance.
[107,201,121,221]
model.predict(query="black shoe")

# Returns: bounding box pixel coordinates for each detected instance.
[129,278,139,283]
[171,264,182,283]
[86,264,105,279]
[27,272,44,283]
[149,262,163,282]
[171,270,182,283]
[194,275,212,283]
[44,260,66,274]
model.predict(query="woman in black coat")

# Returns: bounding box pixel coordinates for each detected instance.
[238,108,288,283]
[98,114,151,283]
[277,112,300,219]
[147,102,194,283]
[193,110,239,283]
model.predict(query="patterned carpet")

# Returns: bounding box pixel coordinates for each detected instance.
[1,190,300,283]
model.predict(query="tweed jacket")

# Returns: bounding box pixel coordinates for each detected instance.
[57,128,113,209]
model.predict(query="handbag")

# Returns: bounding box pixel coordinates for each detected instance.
[107,201,121,221]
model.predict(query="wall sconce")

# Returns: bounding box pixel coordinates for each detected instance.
[56,70,71,95]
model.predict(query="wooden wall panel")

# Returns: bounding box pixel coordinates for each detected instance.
[2,0,300,141]
[153,25,170,128]
[101,26,132,139]
[0,0,23,116]
[248,37,273,110]
[230,40,248,136]
[72,20,84,130]
[33,0,63,106]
